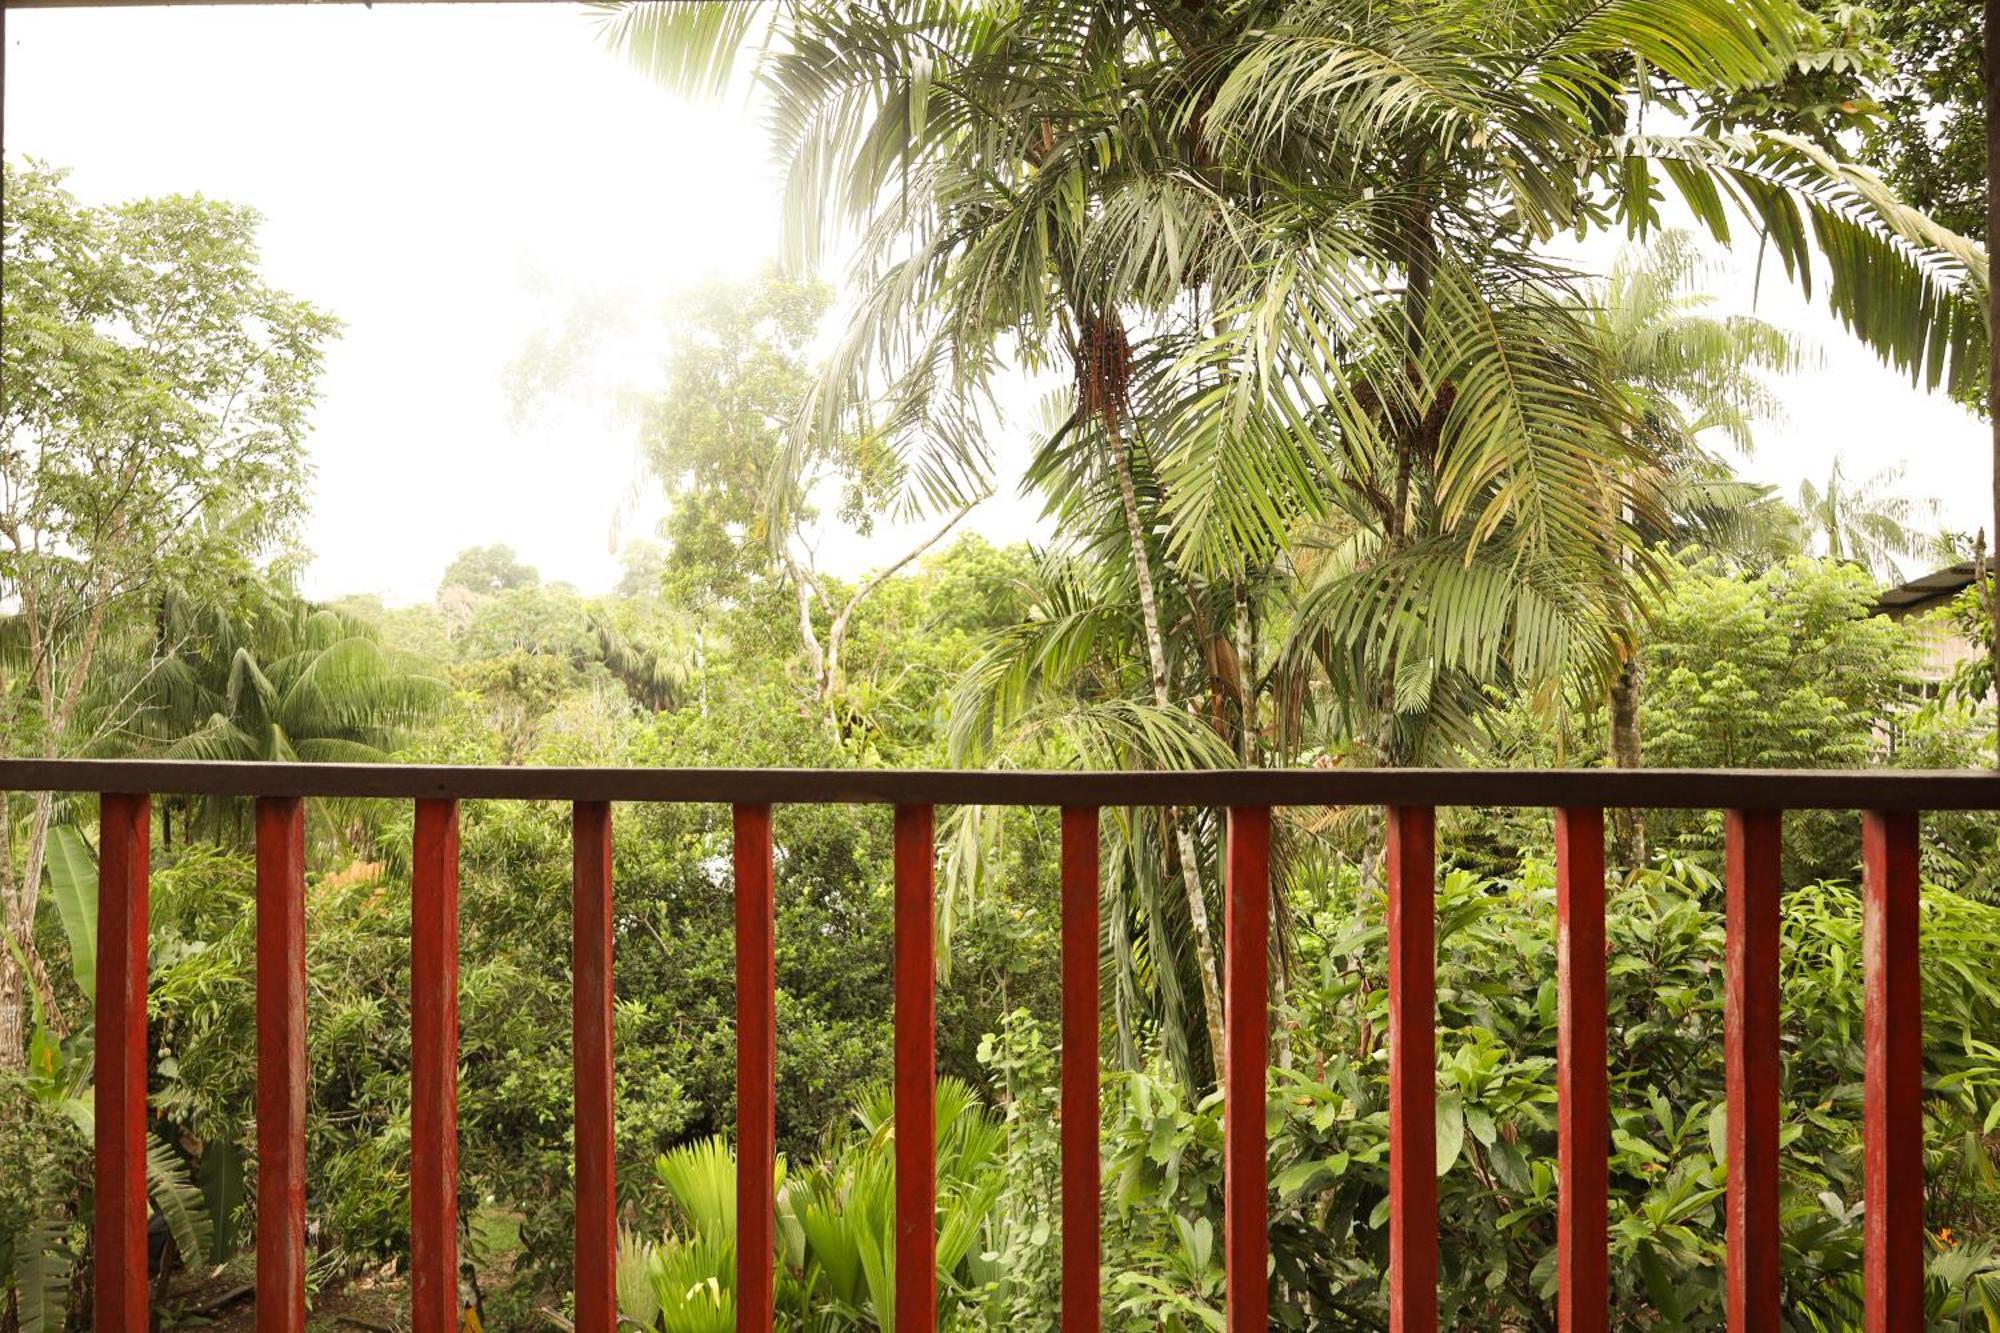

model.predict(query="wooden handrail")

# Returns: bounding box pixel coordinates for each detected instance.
[9,757,2000,807]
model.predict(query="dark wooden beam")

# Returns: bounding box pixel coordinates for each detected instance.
[5,757,2000,808]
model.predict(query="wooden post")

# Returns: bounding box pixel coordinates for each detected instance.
[1862,810,1923,1333]
[734,804,776,1333]
[1223,806,1270,1333]
[411,799,460,1333]
[573,802,616,1333]
[257,797,309,1333]
[1724,810,1782,1330]
[1556,808,1607,1333]
[96,793,151,1333]
[1387,806,1437,1333]
[1060,807,1102,1333]
[892,805,936,1333]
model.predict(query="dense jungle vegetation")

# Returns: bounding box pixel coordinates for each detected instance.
[6,0,2000,1327]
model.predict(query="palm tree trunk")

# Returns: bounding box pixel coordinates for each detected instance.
[1102,415,1229,1069]
[1606,464,1646,866]
[1236,577,1292,1068]
[1987,0,1999,767]
[1608,652,1646,869]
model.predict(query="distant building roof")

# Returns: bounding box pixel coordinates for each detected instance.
[1874,561,1979,616]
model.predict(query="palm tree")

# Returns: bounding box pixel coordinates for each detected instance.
[600,0,1980,718]
[1580,231,1809,864]
[1170,0,1979,758]
[1795,457,1940,583]
[945,546,1246,1077]
[596,0,1985,1065]
[88,583,446,842]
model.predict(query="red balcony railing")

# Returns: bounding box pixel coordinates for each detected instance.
[9,758,2000,1333]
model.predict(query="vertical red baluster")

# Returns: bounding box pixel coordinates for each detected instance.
[735,804,777,1333]
[1060,807,1102,1333]
[1863,810,1923,1333]
[1724,809,1782,1330]
[893,804,937,1333]
[411,799,460,1333]
[95,792,150,1333]
[257,797,309,1333]
[1387,805,1437,1333]
[573,802,616,1333]
[1556,808,1607,1333]
[1224,806,1271,1333]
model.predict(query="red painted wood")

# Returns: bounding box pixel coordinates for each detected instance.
[411,799,460,1333]
[1059,807,1102,1333]
[1555,808,1607,1333]
[892,804,937,1333]
[1862,810,1923,1333]
[734,804,777,1333]
[1724,809,1783,1331]
[1223,807,1271,1333]
[95,792,150,1333]
[573,802,617,1333]
[1386,805,1438,1333]
[256,797,309,1333]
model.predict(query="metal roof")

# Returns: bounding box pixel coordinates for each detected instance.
[1874,561,1980,614]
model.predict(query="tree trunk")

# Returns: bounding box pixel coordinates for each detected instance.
[1102,414,1228,1070]
[0,796,21,1071]
[0,548,124,1066]
[1236,578,1291,1068]
[818,497,984,710]
[782,548,830,705]
[1987,0,1999,766]
[1608,652,1647,870]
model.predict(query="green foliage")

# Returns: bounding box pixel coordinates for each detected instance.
[99,582,446,773]
[41,827,94,999]
[8,3,1996,1323]
[640,275,849,605]
[1,160,336,621]
[9,1213,72,1333]
[616,1081,1007,1332]
[1722,1,1987,247]
[0,1073,90,1333]
[2,156,336,1078]
[1640,554,1924,876]
[1643,555,1917,771]
[1077,858,2000,1328]
[1795,456,1939,581]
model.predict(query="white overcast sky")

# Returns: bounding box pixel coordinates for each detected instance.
[4,3,1991,603]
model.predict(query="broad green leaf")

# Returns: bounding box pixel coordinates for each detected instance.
[1436,1092,1465,1176]
[44,825,97,1000]
[12,1217,72,1333]
[199,1138,247,1260]
[146,1133,214,1267]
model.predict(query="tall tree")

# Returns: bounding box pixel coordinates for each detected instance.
[601,0,1986,1069]
[1984,0,2000,768]
[0,162,336,1066]
[637,273,991,710]
[1579,231,1806,864]
[1989,0,1999,767]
